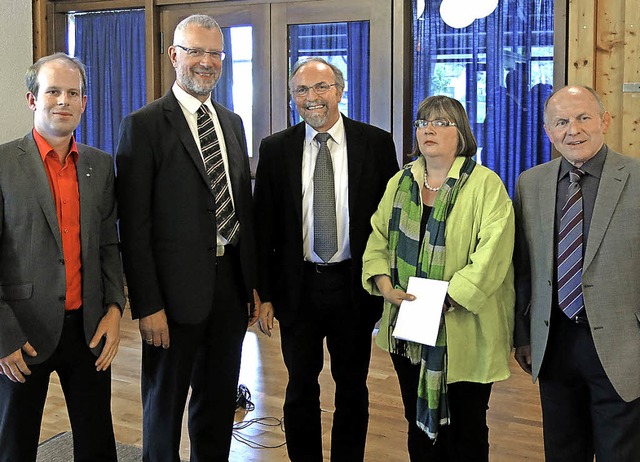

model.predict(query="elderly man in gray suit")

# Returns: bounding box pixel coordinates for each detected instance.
[0,53,124,462]
[514,85,640,461]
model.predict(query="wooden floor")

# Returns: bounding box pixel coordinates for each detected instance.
[40,313,545,461]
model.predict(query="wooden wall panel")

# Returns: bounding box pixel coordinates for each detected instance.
[596,0,625,150]
[621,2,640,154]
[567,0,596,86]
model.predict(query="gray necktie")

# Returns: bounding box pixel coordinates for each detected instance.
[313,133,338,262]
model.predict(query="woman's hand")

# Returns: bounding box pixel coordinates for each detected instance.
[373,275,416,305]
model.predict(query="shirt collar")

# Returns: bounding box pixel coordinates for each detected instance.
[172,82,214,115]
[558,144,608,181]
[33,128,79,163]
[304,113,345,148]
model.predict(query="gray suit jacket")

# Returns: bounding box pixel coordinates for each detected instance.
[514,147,640,401]
[0,132,125,363]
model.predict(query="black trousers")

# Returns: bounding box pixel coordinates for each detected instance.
[391,353,493,462]
[141,248,248,462]
[279,263,377,462]
[539,309,640,462]
[0,309,116,462]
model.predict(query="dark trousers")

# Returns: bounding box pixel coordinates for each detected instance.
[539,310,640,462]
[280,263,377,462]
[0,309,116,462]
[142,248,248,462]
[391,353,493,462]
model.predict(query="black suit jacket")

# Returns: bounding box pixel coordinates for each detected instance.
[116,90,256,324]
[0,133,125,362]
[254,116,399,327]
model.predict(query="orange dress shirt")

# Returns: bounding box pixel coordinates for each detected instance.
[33,129,82,311]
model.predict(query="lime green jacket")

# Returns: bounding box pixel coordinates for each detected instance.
[362,156,515,384]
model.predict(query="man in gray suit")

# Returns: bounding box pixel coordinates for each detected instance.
[514,85,640,461]
[0,53,124,462]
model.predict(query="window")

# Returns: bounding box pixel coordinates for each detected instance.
[69,9,146,156]
[412,0,554,195]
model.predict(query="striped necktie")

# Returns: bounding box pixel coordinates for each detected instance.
[313,132,338,262]
[557,168,585,319]
[197,104,240,246]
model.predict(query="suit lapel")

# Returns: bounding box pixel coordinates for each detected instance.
[214,102,246,196]
[162,92,212,193]
[584,150,627,271]
[16,134,63,252]
[539,159,561,276]
[76,149,94,261]
[342,117,366,218]
[285,124,305,222]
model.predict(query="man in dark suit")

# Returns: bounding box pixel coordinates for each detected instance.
[254,57,398,461]
[0,53,125,462]
[514,85,640,461]
[116,14,258,462]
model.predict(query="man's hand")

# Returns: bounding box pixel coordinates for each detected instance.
[248,289,261,327]
[515,345,532,375]
[140,309,170,349]
[258,302,275,337]
[0,342,37,383]
[90,304,122,371]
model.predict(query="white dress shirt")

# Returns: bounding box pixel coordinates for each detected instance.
[172,83,235,246]
[301,115,351,263]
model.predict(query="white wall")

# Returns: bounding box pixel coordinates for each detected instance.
[0,0,33,143]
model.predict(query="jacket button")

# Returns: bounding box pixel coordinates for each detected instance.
[547,280,551,286]
[59,259,65,265]
[59,296,66,301]
[544,320,549,326]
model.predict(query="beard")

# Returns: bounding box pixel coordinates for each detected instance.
[176,65,219,97]
[300,99,329,129]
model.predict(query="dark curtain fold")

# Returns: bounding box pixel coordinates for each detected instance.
[288,21,370,126]
[213,27,234,111]
[347,22,370,122]
[74,10,146,156]
[412,0,553,196]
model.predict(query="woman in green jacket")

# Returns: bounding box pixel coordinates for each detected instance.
[362,95,515,461]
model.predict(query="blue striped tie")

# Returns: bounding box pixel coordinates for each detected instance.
[197,105,240,246]
[557,168,585,319]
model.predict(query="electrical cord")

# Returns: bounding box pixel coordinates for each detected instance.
[233,384,287,449]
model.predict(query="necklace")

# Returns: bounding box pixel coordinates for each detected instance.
[424,169,441,192]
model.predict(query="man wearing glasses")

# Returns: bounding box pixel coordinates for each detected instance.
[116,14,258,461]
[254,58,398,461]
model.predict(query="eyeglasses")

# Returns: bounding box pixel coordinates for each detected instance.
[174,44,226,61]
[291,82,337,97]
[413,119,457,129]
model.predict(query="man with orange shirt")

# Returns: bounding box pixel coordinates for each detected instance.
[0,53,125,462]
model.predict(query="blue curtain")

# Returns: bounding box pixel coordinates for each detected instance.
[213,27,234,111]
[74,10,146,156]
[412,0,553,196]
[288,21,370,126]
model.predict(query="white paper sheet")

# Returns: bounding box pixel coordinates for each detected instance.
[392,276,449,346]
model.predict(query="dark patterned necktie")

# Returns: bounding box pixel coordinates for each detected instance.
[197,105,240,245]
[313,132,338,262]
[557,168,585,319]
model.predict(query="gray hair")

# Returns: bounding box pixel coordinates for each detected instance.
[25,52,87,97]
[288,57,345,93]
[173,14,223,47]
